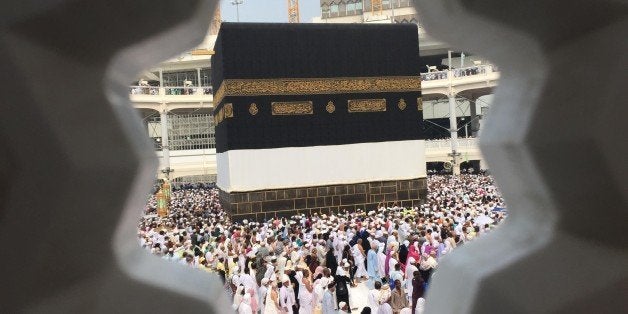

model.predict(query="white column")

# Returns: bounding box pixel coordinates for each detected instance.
[196,68,202,95]
[448,93,460,175]
[158,69,164,95]
[469,95,479,136]
[361,1,365,22]
[447,50,460,175]
[160,108,171,178]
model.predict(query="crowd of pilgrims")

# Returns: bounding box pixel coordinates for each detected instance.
[139,174,506,314]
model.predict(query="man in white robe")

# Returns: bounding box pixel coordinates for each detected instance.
[258,278,269,311]
[368,281,382,314]
[322,282,336,314]
[279,275,296,314]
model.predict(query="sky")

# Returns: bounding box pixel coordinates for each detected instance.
[219,0,321,23]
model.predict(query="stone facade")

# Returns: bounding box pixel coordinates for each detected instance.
[220,178,427,221]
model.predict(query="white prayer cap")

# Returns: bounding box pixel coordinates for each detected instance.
[339,301,347,309]
[261,278,270,285]
[282,275,290,282]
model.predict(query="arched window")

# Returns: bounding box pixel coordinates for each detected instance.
[321,3,330,18]
[330,2,339,16]
[355,0,363,13]
[346,1,356,15]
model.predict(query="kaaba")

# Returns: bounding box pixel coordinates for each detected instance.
[212,23,427,221]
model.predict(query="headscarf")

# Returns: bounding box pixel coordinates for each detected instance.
[247,288,258,313]
[378,285,391,304]
[405,257,417,280]
[313,265,325,280]
[407,243,420,266]
[239,293,253,314]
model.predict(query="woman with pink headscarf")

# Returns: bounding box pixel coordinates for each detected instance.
[238,293,253,314]
[406,242,420,269]
[245,287,258,313]
[312,265,325,281]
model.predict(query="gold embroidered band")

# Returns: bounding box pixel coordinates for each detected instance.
[271,101,314,115]
[213,76,421,105]
[347,99,387,113]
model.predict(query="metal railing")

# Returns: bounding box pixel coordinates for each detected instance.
[420,64,498,81]
[148,114,215,151]
[128,86,213,96]
[164,86,212,95]
[421,71,448,81]
[129,86,160,95]
[171,174,217,185]
[425,138,478,149]
[453,65,490,78]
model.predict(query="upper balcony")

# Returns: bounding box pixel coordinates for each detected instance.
[420,64,500,97]
[129,64,500,106]
[421,64,499,82]
[129,86,214,104]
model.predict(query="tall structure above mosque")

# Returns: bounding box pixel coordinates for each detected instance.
[288,0,300,23]
[210,5,222,35]
[318,0,418,24]
[314,1,449,56]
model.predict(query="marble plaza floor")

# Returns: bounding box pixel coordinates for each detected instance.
[349,281,371,312]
